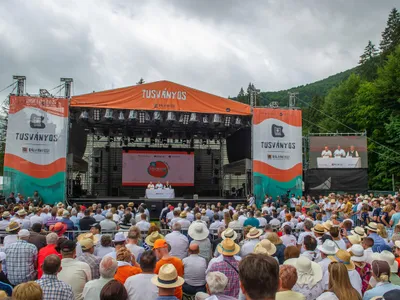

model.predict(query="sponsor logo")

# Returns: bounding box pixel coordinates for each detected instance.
[267,154,291,160]
[271,124,284,138]
[22,147,28,153]
[22,147,50,154]
[142,89,187,100]
[147,161,169,178]
[30,113,45,129]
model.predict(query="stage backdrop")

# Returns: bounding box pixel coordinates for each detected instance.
[253,108,302,206]
[122,150,194,186]
[3,96,69,203]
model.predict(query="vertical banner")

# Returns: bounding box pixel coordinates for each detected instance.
[253,108,302,206]
[3,96,69,204]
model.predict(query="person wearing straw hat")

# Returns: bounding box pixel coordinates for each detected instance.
[366,222,388,252]
[145,231,165,249]
[77,238,102,280]
[284,256,324,300]
[221,228,238,241]
[0,211,11,231]
[352,226,367,239]
[240,227,262,257]
[324,249,362,296]
[349,244,372,295]
[348,234,362,247]
[368,250,400,288]
[188,222,212,262]
[253,239,278,264]
[177,211,191,230]
[312,224,326,245]
[154,239,184,300]
[317,240,338,275]
[208,238,241,298]
[364,260,400,300]
[3,221,20,248]
[152,264,184,300]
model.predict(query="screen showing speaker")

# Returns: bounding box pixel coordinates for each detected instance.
[122,150,194,186]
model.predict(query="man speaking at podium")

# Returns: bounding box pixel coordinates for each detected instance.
[333,145,346,158]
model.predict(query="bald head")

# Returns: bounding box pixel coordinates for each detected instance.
[42,254,61,275]
[189,243,199,255]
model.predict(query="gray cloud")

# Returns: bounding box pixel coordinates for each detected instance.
[0,0,398,102]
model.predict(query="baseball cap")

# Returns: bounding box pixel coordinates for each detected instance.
[60,240,76,252]
[80,239,94,250]
[153,239,168,250]
[18,229,30,238]
[90,223,101,231]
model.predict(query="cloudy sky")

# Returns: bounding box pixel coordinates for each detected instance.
[0,0,398,101]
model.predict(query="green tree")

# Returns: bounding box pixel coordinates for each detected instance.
[359,41,379,80]
[236,87,248,104]
[302,95,325,133]
[380,8,400,56]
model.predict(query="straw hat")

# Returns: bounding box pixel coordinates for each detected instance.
[151,264,184,288]
[127,202,134,207]
[180,211,187,218]
[145,231,165,247]
[188,222,209,241]
[201,209,206,214]
[348,234,362,245]
[351,226,367,238]
[6,221,20,232]
[284,256,322,286]
[80,238,94,251]
[77,232,99,244]
[330,199,336,204]
[50,222,67,237]
[2,211,10,218]
[328,249,355,271]
[246,227,263,239]
[366,222,378,232]
[312,224,325,235]
[17,209,27,216]
[221,228,238,241]
[395,240,400,249]
[254,239,276,256]
[317,240,338,255]
[349,244,366,262]
[217,238,240,256]
[373,250,399,273]
[322,220,332,232]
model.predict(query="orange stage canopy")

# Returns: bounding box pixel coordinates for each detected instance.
[71,80,251,116]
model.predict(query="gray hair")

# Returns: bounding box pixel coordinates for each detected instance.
[46,232,59,245]
[172,223,182,231]
[304,220,313,231]
[99,256,118,278]
[206,272,228,294]
[195,292,210,300]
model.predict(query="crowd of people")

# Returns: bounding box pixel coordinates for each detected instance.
[0,191,399,299]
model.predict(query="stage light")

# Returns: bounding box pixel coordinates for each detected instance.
[179,113,190,125]
[79,111,89,120]
[150,138,155,144]
[182,139,187,144]
[128,110,138,121]
[189,113,198,123]
[212,114,221,125]
[166,112,176,122]
[234,116,242,126]
[202,115,209,124]
[109,137,114,142]
[118,111,125,121]
[153,111,162,122]
[93,109,100,121]
[202,139,207,145]
[129,137,136,143]
[139,111,150,124]
[104,109,113,120]
[224,116,231,127]
[162,138,168,144]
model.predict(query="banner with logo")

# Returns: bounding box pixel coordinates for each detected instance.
[253,108,302,206]
[3,96,69,204]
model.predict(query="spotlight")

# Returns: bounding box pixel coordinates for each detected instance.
[202,139,207,145]
[212,114,221,125]
[182,139,187,144]
[189,113,198,123]
[79,111,89,120]
[234,116,242,126]
[150,138,155,144]
[224,116,231,127]
[128,110,138,121]
[179,113,190,125]
[153,111,162,122]
[104,109,113,120]
[166,112,176,122]
[118,111,125,121]
[93,109,100,121]
[202,115,209,124]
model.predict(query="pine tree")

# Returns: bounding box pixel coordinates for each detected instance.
[380,8,400,55]
[238,87,245,97]
[359,41,379,65]
[136,78,145,84]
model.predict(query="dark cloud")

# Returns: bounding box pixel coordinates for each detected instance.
[0,0,398,101]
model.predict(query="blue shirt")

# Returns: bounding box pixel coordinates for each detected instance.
[391,212,400,228]
[0,281,12,296]
[155,296,179,300]
[363,282,400,300]
[243,217,260,228]
[60,218,75,230]
[369,233,391,253]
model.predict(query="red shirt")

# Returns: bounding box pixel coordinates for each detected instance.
[37,244,62,279]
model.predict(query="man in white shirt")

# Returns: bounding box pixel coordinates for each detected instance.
[256,211,267,227]
[182,244,207,294]
[317,240,338,275]
[333,145,346,158]
[155,181,163,189]
[147,182,155,189]
[165,223,189,260]
[136,214,151,232]
[83,256,118,300]
[58,240,92,300]
[238,211,247,226]
[297,220,315,253]
[346,145,359,157]
[209,214,224,236]
[99,213,117,232]
[177,212,191,230]
[124,251,158,300]
[321,146,332,158]
[30,208,44,226]
[0,211,11,231]
[240,227,262,257]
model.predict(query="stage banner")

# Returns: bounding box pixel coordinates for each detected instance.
[3,96,69,204]
[253,108,302,206]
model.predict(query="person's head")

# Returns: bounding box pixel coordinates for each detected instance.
[279,265,297,291]
[172,223,181,232]
[140,213,147,221]
[284,246,300,261]
[283,225,291,235]
[31,222,42,233]
[188,243,200,255]
[99,256,118,279]
[116,247,132,263]
[206,272,229,295]
[377,223,388,239]
[362,237,374,250]
[267,232,282,246]
[46,232,59,245]
[100,280,128,300]
[324,146,328,151]
[303,235,317,251]
[239,253,279,300]
[81,239,95,254]
[373,200,380,208]
[90,223,101,235]
[330,226,340,239]
[60,240,76,258]
[42,254,61,275]
[372,260,391,283]
[51,207,58,217]
[12,281,43,300]
[84,209,91,217]
[139,250,157,273]
[18,229,30,241]
[337,145,341,150]
[128,226,142,240]
[213,213,219,221]
[328,262,361,300]
[101,234,113,248]
[342,220,352,231]
[153,239,169,259]
[304,220,313,231]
